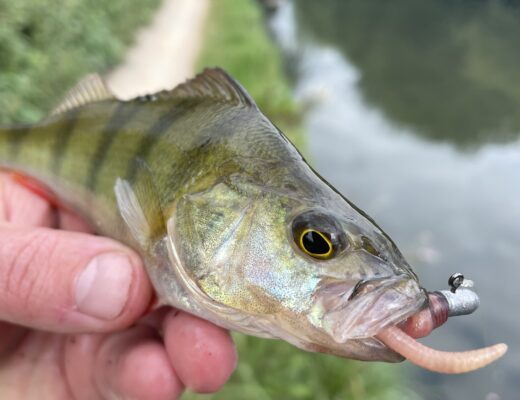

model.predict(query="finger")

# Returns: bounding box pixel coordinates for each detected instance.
[0,331,72,399]
[57,209,94,233]
[164,311,237,393]
[137,305,170,330]
[0,172,56,227]
[0,322,26,358]
[65,327,183,400]
[0,224,152,332]
[0,172,93,232]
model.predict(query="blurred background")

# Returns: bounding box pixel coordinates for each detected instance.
[1,0,519,399]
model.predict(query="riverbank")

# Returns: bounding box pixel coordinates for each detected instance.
[107,0,210,99]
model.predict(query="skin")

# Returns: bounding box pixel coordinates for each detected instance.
[0,173,237,400]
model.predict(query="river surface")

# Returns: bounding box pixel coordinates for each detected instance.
[268,1,520,399]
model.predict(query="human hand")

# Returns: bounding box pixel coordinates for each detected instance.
[0,172,237,399]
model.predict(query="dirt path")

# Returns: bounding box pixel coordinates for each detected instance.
[107,0,210,99]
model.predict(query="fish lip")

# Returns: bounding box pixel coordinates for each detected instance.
[316,274,427,345]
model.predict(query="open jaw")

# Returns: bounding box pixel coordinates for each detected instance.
[317,277,507,372]
[375,292,508,374]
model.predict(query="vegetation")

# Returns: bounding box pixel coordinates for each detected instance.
[0,0,161,124]
[196,0,303,148]
[186,1,419,399]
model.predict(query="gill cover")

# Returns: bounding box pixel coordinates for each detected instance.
[170,175,319,317]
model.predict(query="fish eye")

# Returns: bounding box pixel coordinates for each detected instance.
[291,211,347,260]
[299,229,333,259]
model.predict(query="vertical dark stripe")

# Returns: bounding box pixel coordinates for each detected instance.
[6,126,31,161]
[51,108,81,174]
[86,103,140,190]
[125,108,181,181]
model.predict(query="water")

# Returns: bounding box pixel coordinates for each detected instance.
[267,1,520,399]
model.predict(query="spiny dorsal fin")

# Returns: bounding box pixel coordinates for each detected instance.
[153,68,256,108]
[49,74,115,116]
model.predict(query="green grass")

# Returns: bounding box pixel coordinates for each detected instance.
[0,0,161,124]
[188,1,420,399]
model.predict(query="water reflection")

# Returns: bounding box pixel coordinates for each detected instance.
[269,1,520,399]
[295,0,520,148]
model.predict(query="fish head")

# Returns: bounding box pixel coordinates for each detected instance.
[167,165,427,362]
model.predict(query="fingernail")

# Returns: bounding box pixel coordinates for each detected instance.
[75,253,133,320]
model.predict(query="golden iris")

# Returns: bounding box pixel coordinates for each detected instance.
[299,228,333,259]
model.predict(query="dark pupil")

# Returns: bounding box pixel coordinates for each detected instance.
[303,231,330,255]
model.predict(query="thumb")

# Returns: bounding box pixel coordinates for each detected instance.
[0,224,152,332]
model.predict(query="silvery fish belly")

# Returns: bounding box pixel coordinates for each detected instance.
[0,68,426,362]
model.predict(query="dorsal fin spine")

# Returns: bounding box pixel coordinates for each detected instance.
[48,67,255,118]
[49,74,115,116]
[154,68,256,108]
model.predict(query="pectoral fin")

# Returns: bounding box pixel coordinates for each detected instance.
[114,159,166,248]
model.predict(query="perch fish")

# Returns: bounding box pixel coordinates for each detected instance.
[0,68,506,373]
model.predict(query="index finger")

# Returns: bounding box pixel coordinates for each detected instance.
[0,172,93,232]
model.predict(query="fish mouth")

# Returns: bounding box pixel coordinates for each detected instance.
[315,274,427,345]
[308,276,507,370]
